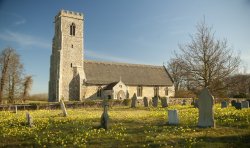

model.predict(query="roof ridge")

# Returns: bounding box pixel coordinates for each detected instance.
[84,60,163,68]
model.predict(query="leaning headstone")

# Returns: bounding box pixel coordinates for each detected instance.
[100,104,109,130]
[234,102,242,110]
[168,110,179,125]
[60,99,68,117]
[242,101,249,108]
[198,88,215,128]
[231,100,237,107]
[143,97,149,107]
[152,96,158,107]
[26,112,33,127]
[221,101,228,108]
[131,93,137,108]
[161,97,168,108]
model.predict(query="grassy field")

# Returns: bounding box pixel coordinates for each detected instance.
[0,104,249,147]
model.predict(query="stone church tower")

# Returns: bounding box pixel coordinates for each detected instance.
[49,10,85,102]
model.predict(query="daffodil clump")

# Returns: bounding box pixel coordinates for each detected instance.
[0,104,249,147]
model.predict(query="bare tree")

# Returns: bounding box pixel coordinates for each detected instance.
[176,19,240,96]
[22,76,33,102]
[7,52,23,103]
[0,48,16,103]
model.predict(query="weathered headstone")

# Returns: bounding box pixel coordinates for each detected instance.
[234,102,242,110]
[231,100,237,107]
[143,97,149,107]
[221,101,227,108]
[26,112,33,127]
[182,99,187,105]
[161,97,168,108]
[198,88,215,128]
[152,96,158,107]
[100,104,109,130]
[60,99,68,117]
[131,93,137,108]
[168,110,179,125]
[242,101,249,108]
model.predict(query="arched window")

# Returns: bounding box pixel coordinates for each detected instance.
[165,87,168,96]
[154,86,159,97]
[70,23,76,36]
[137,86,143,97]
[97,86,102,97]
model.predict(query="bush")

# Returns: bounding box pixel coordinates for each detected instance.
[122,99,131,106]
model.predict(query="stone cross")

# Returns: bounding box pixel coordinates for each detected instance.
[198,88,215,128]
[143,97,149,107]
[152,96,158,107]
[242,101,249,108]
[221,101,228,108]
[60,99,68,117]
[168,110,179,125]
[161,97,168,108]
[100,104,109,130]
[131,93,137,108]
[26,112,33,127]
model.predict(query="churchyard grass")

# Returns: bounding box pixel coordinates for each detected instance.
[0,104,249,147]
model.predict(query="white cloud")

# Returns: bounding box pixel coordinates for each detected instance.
[0,30,50,49]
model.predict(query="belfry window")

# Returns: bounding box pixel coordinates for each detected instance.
[70,23,76,36]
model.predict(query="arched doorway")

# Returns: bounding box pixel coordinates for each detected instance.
[117,90,126,100]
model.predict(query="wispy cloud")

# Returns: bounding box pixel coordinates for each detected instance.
[0,30,50,49]
[85,50,142,64]
[1,11,27,26]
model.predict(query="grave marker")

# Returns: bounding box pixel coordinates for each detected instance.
[60,99,68,117]
[100,104,109,130]
[26,112,33,127]
[143,97,149,107]
[221,101,227,108]
[131,93,137,108]
[161,97,168,108]
[198,88,215,128]
[242,101,249,108]
[152,96,158,107]
[168,110,179,125]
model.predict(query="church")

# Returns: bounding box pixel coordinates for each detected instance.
[48,10,175,102]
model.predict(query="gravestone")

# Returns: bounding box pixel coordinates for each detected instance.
[26,112,33,127]
[221,101,228,108]
[194,99,199,108]
[161,97,168,108]
[100,104,109,130]
[131,93,137,108]
[168,110,179,125]
[143,97,149,107]
[234,102,242,110]
[198,88,215,128]
[152,96,158,107]
[60,99,68,117]
[182,99,187,105]
[242,101,249,108]
[14,105,17,114]
[231,100,237,107]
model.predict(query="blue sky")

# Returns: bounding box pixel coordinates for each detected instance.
[0,0,250,94]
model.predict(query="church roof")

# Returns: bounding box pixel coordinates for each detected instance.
[84,60,174,86]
